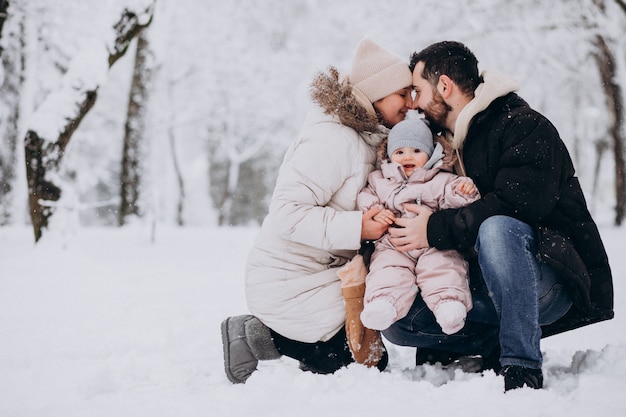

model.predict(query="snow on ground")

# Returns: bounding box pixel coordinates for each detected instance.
[1,223,624,416]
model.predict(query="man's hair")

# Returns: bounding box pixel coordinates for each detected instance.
[409,41,482,96]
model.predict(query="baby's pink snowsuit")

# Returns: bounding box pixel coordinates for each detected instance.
[357,158,480,327]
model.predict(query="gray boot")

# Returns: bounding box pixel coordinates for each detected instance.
[221,315,281,383]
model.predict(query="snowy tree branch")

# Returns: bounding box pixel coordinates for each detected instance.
[0,1,9,52]
[24,2,155,242]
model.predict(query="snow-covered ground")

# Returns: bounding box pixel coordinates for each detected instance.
[1,223,624,416]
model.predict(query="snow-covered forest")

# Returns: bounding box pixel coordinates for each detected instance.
[2,2,626,415]
[1,0,625,239]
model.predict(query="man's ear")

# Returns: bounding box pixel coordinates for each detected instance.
[437,75,454,99]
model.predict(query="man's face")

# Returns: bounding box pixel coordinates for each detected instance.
[412,61,451,131]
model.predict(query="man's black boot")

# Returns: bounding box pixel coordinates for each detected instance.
[415,347,460,366]
[500,365,543,391]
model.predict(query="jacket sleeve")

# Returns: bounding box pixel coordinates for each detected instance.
[436,174,481,210]
[428,110,573,252]
[269,129,367,252]
[356,171,384,212]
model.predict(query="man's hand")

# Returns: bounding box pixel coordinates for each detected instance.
[387,203,432,251]
[361,207,388,240]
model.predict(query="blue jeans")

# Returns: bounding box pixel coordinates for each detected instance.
[383,216,573,369]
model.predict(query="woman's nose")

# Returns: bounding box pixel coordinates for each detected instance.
[405,94,414,109]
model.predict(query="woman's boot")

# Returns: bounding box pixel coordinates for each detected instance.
[221,315,281,383]
[337,254,385,368]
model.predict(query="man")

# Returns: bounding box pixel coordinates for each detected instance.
[385,41,614,391]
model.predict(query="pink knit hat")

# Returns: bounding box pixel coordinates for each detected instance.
[349,38,412,104]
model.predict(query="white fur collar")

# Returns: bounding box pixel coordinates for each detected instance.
[447,69,520,175]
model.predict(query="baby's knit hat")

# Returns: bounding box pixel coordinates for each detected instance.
[387,118,434,158]
[349,38,412,104]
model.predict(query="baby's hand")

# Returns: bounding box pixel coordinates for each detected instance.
[457,180,477,196]
[373,208,396,225]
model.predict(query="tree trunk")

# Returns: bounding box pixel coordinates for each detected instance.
[593,34,626,225]
[168,127,185,226]
[0,1,8,46]
[218,159,240,226]
[0,0,25,224]
[119,29,152,226]
[24,4,154,241]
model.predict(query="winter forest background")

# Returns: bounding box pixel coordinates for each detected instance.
[1,0,626,240]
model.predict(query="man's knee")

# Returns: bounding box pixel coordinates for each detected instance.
[476,216,533,255]
[478,215,516,240]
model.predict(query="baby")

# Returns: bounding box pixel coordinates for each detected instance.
[357,118,480,334]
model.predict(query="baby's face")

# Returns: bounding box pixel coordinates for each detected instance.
[390,147,429,177]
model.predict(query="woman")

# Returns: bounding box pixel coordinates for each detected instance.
[221,38,413,383]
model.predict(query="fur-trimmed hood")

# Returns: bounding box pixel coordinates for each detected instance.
[310,66,383,134]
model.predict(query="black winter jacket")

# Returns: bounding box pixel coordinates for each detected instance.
[427,93,614,337]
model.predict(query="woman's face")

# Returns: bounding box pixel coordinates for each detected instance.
[373,87,413,128]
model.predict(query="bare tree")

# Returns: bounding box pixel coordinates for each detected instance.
[0,0,24,224]
[24,4,155,242]
[594,35,626,225]
[611,0,626,225]
[168,125,185,226]
[119,29,153,226]
[207,109,272,227]
[0,1,8,43]
[585,0,626,225]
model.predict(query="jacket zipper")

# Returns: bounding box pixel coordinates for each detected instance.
[392,179,408,210]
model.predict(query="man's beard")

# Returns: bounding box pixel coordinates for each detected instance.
[423,88,452,132]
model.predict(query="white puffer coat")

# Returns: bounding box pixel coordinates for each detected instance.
[245,68,386,343]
